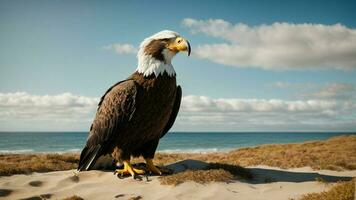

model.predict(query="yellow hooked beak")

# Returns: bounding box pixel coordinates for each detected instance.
[168,37,191,56]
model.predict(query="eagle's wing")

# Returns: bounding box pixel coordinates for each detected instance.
[160,85,182,138]
[78,79,138,171]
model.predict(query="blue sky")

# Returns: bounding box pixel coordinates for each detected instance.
[1,0,356,131]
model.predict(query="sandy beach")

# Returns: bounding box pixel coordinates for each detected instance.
[0,161,354,200]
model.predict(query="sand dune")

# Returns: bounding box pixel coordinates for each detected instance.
[0,160,354,200]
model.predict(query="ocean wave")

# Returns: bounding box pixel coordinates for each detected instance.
[0,148,230,154]
[0,149,34,154]
[65,148,81,152]
[0,148,82,154]
[158,148,232,154]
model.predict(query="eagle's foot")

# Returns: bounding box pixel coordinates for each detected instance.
[114,160,145,179]
[145,158,162,175]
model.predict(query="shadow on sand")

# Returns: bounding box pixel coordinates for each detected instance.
[165,159,353,184]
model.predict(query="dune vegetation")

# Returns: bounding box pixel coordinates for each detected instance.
[0,153,78,176]
[294,178,355,200]
[62,195,84,200]
[0,135,355,177]
[153,135,356,171]
[159,163,252,185]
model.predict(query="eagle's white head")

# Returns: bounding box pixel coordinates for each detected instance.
[136,30,191,77]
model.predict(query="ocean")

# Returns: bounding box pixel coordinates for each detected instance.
[0,132,354,154]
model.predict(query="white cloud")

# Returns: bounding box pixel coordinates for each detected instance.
[272,82,355,101]
[183,18,356,70]
[103,43,137,55]
[1,92,355,131]
[0,92,98,131]
[178,95,356,131]
[273,81,293,88]
[181,95,346,113]
[0,92,98,107]
[301,83,355,99]
[273,82,317,89]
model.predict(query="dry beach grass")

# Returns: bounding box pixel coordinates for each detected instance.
[153,135,356,171]
[0,135,355,177]
[297,178,355,200]
[62,195,84,200]
[159,163,252,185]
[0,153,78,176]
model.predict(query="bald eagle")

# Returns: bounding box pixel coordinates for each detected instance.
[78,30,191,177]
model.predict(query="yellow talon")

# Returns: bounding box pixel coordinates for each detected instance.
[114,160,145,177]
[145,158,162,175]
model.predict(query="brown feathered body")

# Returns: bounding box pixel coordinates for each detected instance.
[78,71,181,170]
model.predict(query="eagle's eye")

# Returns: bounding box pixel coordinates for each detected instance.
[177,39,182,44]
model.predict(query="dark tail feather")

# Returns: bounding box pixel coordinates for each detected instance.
[77,145,102,171]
